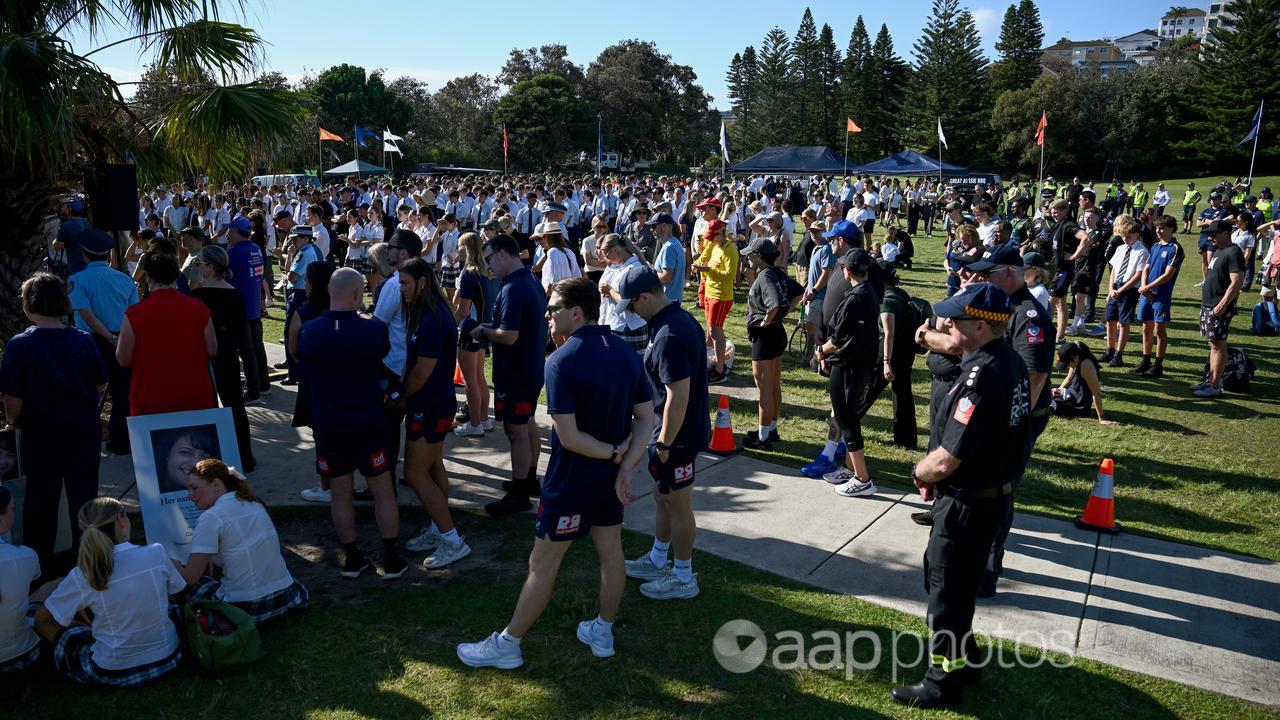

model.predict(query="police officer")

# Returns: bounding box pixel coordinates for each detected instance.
[964,244,1055,597]
[67,229,137,453]
[891,283,1030,709]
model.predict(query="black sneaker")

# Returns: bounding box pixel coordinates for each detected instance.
[743,432,772,451]
[382,554,408,580]
[485,493,532,518]
[1142,364,1164,378]
[768,427,780,442]
[911,510,934,527]
[272,361,289,370]
[500,478,541,497]
[341,550,372,578]
[455,401,470,423]
[1107,351,1125,368]
[1097,348,1115,364]
[1129,359,1151,375]
[707,367,729,384]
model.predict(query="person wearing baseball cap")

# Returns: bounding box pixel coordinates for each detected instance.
[53,197,93,275]
[649,213,685,304]
[1194,218,1246,398]
[742,237,791,450]
[892,282,1030,709]
[692,218,738,383]
[1195,191,1232,287]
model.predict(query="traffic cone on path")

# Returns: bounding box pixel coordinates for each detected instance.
[1074,458,1120,534]
[708,394,739,455]
[453,362,465,386]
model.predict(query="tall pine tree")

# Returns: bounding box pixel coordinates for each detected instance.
[756,27,796,147]
[841,16,873,161]
[726,46,762,154]
[866,24,909,157]
[817,23,843,148]
[1173,0,1280,172]
[992,0,1045,97]
[792,9,823,145]
[906,0,990,166]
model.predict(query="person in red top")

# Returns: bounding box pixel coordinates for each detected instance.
[116,250,217,416]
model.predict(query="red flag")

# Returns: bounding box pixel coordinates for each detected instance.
[1034,111,1047,147]
[502,124,509,160]
[318,127,343,142]
[847,118,862,133]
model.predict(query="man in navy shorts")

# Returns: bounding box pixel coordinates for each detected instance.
[457,277,652,669]
[298,268,405,579]
[469,234,547,517]
[613,265,710,600]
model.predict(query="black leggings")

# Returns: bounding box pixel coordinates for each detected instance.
[829,363,870,452]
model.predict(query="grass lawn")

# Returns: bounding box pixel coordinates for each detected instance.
[11,507,1278,720]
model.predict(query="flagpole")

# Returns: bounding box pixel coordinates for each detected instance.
[353,126,359,163]
[1248,100,1264,184]
[843,129,849,177]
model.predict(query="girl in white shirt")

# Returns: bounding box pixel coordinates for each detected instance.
[436,215,462,295]
[0,486,44,673]
[177,459,308,624]
[35,497,186,687]
[342,209,372,273]
[539,226,582,296]
[597,233,649,351]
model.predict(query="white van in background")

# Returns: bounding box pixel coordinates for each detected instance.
[251,174,320,189]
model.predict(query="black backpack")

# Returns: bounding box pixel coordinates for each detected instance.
[906,294,933,355]
[1202,347,1257,392]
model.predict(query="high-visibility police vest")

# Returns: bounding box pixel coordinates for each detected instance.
[1183,190,1200,206]
[1258,198,1274,222]
[1106,184,1119,200]
[1133,190,1149,207]
[1232,191,1248,207]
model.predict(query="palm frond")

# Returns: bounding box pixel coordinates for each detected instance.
[109,0,202,34]
[154,83,305,179]
[149,19,260,83]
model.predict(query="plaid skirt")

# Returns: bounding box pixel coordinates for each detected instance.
[0,606,41,672]
[439,265,460,288]
[191,576,310,625]
[613,325,650,352]
[345,256,373,274]
[53,605,183,687]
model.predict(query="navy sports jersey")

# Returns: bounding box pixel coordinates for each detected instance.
[492,266,546,393]
[455,269,486,322]
[543,325,651,502]
[1144,239,1185,302]
[643,302,710,449]
[930,339,1030,491]
[405,299,458,410]
[1006,286,1054,412]
[298,309,390,434]
[0,326,106,432]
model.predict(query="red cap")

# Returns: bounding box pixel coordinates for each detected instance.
[703,219,727,238]
[696,197,722,209]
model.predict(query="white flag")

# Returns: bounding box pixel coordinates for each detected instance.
[719,121,730,163]
[383,128,403,142]
[384,139,402,155]
[937,117,948,149]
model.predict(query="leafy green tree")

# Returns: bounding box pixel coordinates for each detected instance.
[755,27,796,147]
[498,45,585,91]
[841,16,874,161]
[817,24,843,148]
[866,24,909,157]
[726,46,761,154]
[990,70,1114,175]
[791,8,823,144]
[309,64,413,158]
[492,74,593,169]
[906,0,990,166]
[432,74,501,166]
[992,0,1045,97]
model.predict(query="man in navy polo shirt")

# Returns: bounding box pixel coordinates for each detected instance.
[457,277,652,669]
[225,215,267,401]
[469,234,547,517]
[613,265,710,601]
[298,268,405,580]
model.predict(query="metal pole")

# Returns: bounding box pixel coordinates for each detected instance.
[843,130,849,177]
[1248,100,1264,184]
[1038,140,1045,190]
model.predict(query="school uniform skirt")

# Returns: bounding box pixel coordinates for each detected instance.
[52,604,183,687]
[191,576,310,625]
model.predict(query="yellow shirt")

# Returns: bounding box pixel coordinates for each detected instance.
[701,241,739,301]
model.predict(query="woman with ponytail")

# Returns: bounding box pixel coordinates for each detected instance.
[192,244,256,472]
[397,258,471,568]
[178,459,309,623]
[35,497,186,687]
[0,485,44,672]
[596,233,650,352]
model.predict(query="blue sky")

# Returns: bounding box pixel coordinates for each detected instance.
[71,0,1172,106]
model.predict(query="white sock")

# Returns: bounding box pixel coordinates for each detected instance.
[440,528,461,545]
[758,424,768,439]
[593,615,614,632]
[822,440,839,460]
[767,421,777,432]
[498,628,521,647]
[649,539,670,567]
[673,557,694,583]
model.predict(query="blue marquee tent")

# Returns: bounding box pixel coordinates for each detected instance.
[728,146,850,175]
[852,150,968,176]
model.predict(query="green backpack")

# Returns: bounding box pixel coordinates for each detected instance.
[185,598,265,673]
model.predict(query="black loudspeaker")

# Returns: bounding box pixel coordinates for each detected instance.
[88,163,139,232]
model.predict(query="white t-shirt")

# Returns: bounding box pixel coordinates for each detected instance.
[881,242,900,263]
[44,542,185,671]
[1232,229,1256,252]
[373,270,406,376]
[977,219,999,247]
[189,493,294,603]
[1030,283,1051,307]
[541,246,581,289]
[599,256,646,331]
[312,224,331,258]
[0,542,40,663]
[345,223,369,261]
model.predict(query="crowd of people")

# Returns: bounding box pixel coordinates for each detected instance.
[2,167,1269,708]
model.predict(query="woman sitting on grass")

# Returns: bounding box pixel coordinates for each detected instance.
[1051,341,1117,425]
[34,497,186,687]
[176,459,309,624]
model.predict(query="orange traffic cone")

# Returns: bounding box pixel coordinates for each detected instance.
[708,394,738,455]
[1074,458,1120,534]
[453,362,465,387]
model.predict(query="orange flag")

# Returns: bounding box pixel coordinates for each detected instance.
[1034,112,1047,147]
[847,118,862,133]
[319,127,343,142]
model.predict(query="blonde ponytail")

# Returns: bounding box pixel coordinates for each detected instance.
[77,497,124,591]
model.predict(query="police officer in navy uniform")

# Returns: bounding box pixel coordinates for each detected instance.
[892,283,1030,709]
[964,243,1055,597]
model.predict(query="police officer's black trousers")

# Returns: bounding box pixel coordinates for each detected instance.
[924,493,1011,688]
[987,412,1049,578]
[857,356,917,449]
[283,288,307,381]
[94,335,131,450]
[21,424,100,571]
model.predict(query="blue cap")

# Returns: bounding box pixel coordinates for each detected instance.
[66,197,85,213]
[932,283,1012,321]
[966,242,1024,272]
[822,219,862,240]
[228,215,252,234]
[615,264,662,300]
[80,228,114,256]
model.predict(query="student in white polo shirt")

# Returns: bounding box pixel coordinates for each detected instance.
[176,459,309,624]
[35,497,186,687]
[0,485,44,673]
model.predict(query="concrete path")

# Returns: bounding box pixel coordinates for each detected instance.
[92,344,1280,706]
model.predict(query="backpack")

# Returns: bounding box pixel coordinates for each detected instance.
[1202,347,1257,393]
[906,295,933,355]
[1250,300,1280,336]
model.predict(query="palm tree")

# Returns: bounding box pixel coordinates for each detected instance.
[1167,5,1191,17]
[0,0,304,335]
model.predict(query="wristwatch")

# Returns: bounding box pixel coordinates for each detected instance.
[610,443,621,462]
[654,440,671,452]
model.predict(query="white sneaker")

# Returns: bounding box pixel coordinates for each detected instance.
[625,553,670,581]
[457,632,523,670]
[454,423,484,437]
[576,619,616,658]
[640,572,700,600]
[1064,325,1080,337]
[406,526,443,552]
[822,467,857,485]
[1194,281,1205,288]
[483,419,495,432]
[834,479,877,498]
[424,539,472,569]
[301,486,331,503]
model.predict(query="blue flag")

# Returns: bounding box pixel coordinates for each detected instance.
[1238,101,1264,147]
[354,126,381,148]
